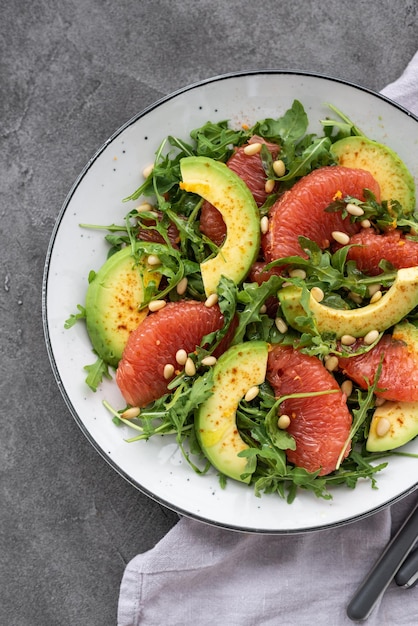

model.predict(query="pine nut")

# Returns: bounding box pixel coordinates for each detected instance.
[121,407,141,419]
[201,356,217,366]
[260,304,267,314]
[376,417,391,437]
[341,380,353,397]
[370,290,382,304]
[204,293,218,308]
[364,329,379,345]
[163,363,175,379]
[361,219,371,229]
[265,179,275,194]
[176,277,188,295]
[368,283,381,297]
[346,203,364,216]
[349,291,363,304]
[375,396,386,407]
[175,349,188,365]
[272,159,286,177]
[260,215,269,234]
[311,287,324,302]
[244,385,260,402]
[325,355,339,371]
[148,299,166,312]
[331,230,350,245]
[278,414,291,429]
[275,317,288,334]
[147,254,161,266]
[142,163,154,178]
[185,357,196,376]
[243,142,262,155]
[341,334,357,346]
[289,268,307,279]
[136,202,153,213]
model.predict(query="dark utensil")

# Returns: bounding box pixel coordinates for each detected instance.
[347,499,418,621]
[395,545,418,588]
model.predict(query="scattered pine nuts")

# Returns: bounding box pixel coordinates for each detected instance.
[311,286,325,302]
[243,142,262,155]
[163,363,175,379]
[201,355,217,366]
[376,417,391,437]
[277,414,291,429]
[260,304,267,314]
[185,357,196,376]
[142,163,154,178]
[364,329,379,345]
[325,355,339,372]
[375,396,386,407]
[361,219,371,229]
[331,230,350,245]
[275,317,288,334]
[147,254,161,266]
[260,215,269,234]
[370,290,382,304]
[121,407,141,419]
[272,159,286,177]
[175,349,188,365]
[148,299,166,312]
[341,380,353,398]
[289,268,307,279]
[176,277,188,295]
[346,203,364,217]
[204,293,218,308]
[244,386,260,402]
[265,179,275,194]
[341,334,357,346]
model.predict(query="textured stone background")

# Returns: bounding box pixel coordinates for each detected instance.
[1,1,417,624]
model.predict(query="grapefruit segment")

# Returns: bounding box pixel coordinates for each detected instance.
[264,165,381,262]
[338,328,418,402]
[346,229,418,275]
[116,300,233,407]
[267,345,352,475]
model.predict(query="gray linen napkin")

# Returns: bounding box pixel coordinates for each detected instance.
[118,55,418,626]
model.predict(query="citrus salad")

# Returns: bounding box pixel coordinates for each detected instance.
[66,100,418,502]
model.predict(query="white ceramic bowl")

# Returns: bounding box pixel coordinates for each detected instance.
[43,71,418,533]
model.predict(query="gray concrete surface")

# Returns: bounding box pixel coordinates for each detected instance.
[1,1,417,624]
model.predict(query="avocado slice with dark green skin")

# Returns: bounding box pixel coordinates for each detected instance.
[179,156,260,296]
[85,246,159,367]
[331,135,416,214]
[278,266,418,338]
[196,341,269,483]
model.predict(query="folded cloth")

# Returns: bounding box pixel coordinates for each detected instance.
[380,50,418,116]
[118,54,418,626]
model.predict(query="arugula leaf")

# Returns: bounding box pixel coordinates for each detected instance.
[64,304,86,329]
[233,275,282,344]
[251,100,308,143]
[279,136,333,181]
[84,356,112,392]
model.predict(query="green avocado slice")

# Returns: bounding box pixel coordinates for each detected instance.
[196,341,268,483]
[180,156,260,296]
[331,135,416,214]
[366,400,418,452]
[278,266,418,339]
[85,247,159,367]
